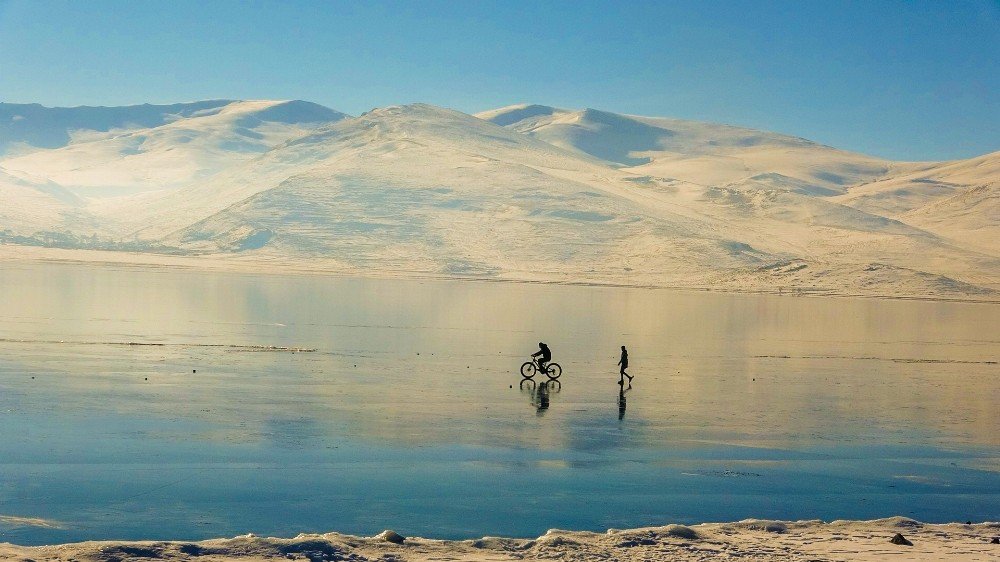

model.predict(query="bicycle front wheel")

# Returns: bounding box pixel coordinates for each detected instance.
[520,362,537,378]
[545,363,562,380]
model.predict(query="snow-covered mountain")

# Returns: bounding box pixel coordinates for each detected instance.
[105,104,757,280]
[0,99,996,299]
[476,104,898,192]
[1,100,345,196]
[1,100,234,155]
[0,167,85,235]
[834,151,1000,253]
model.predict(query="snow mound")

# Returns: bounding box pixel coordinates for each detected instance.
[4,518,1000,561]
[873,516,925,528]
[373,529,405,544]
[467,536,533,550]
[733,519,790,533]
[662,524,700,539]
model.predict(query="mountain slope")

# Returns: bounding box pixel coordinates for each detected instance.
[903,183,999,254]
[0,167,75,234]
[103,103,992,296]
[835,150,999,211]
[121,104,774,281]
[0,99,996,298]
[477,104,898,193]
[828,151,999,255]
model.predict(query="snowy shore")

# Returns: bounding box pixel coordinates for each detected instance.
[4,518,998,561]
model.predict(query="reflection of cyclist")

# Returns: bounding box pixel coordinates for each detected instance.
[531,342,551,372]
[533,381,550,415]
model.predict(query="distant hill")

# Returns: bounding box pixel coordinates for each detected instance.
[1,100,346,196]
[476,103,896,191]
[0,100,235,155]
[860,152,1000,254]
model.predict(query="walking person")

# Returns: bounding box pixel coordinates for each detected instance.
[618,345,632,384]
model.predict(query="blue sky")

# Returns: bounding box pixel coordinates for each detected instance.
[1,0,996,160]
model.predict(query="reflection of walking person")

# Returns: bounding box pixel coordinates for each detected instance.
[618,384,627,420]
[618,345,632,384]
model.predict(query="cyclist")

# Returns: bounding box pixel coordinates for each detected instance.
[531,342,552,373]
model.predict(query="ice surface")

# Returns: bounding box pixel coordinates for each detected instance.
[0,265,996,546]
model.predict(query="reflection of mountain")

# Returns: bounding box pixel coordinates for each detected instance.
[8,264,997,453]
[1,100,997,299]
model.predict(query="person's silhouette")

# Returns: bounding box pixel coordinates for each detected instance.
[618,345,632,383]
[531,342,552,373]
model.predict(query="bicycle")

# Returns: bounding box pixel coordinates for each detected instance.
[520,357,562,380]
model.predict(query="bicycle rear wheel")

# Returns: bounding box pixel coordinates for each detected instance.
[545,363,562,380]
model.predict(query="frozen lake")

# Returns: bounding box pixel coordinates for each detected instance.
[0,263,997,545]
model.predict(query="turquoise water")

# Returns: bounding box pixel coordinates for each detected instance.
[0,263,997,545]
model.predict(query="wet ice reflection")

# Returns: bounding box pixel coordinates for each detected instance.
[0,264,997,544]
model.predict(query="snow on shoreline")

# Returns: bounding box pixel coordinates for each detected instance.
[3,518,998,561]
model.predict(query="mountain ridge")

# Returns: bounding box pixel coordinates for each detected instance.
[1,99,996,299]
